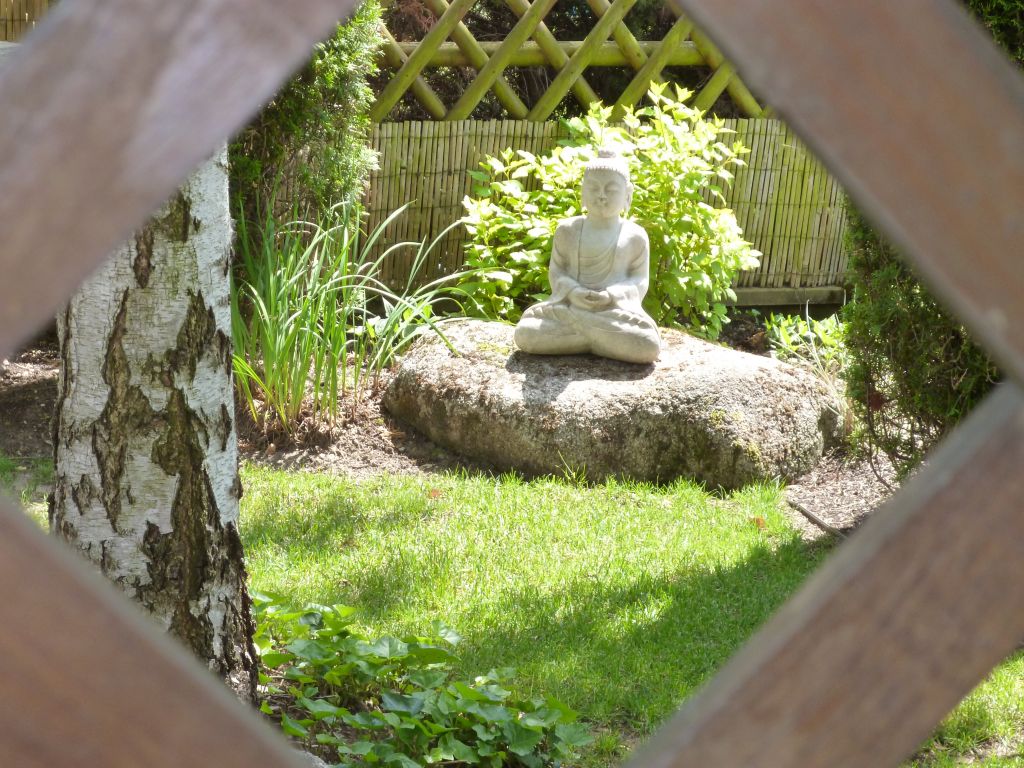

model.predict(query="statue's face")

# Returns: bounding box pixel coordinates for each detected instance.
[582,168,630,218]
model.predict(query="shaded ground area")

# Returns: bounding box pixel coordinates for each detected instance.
[0,340,895,541]
[0,345,58,459]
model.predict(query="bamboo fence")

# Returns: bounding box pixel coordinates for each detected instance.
[365,118,849,293]
[0,0,46,41]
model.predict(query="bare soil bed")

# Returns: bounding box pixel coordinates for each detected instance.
[0,341,896,541]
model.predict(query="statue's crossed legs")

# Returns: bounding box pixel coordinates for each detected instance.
[514,303,660,364]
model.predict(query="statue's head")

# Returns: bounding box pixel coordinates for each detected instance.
[582,148,633,218]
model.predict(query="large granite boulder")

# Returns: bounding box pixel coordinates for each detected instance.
[383,319,842,489]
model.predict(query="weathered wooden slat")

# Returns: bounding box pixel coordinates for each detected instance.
[370,0,474,123]
[420,0,528,119]
[391,37,703,68]
[677,0,1024,383]
[614,15,695,112]
[0,504,305,768]
[635,383,1024,768]
[0,0,356,359]
[504,0,601,111]
[0,4,360,765]
[528,0,638,120]
[379,25,447,120]
[447,0,557,120]
[729,286,846,306]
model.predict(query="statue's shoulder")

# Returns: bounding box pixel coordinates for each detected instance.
[555,216,585,234]
[553,216,585,246]
[621,218,650,247]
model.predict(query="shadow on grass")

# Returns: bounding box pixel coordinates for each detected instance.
[441,536,826,729]
[260,521,828,730]
[241,471,831,730]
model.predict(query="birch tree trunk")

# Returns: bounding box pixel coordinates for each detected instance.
[50,149,258,702]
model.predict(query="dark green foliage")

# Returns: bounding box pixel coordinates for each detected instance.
[254,594,591,768]
[230,2,382,220]
[965,0,1023,65]
[840,0,1017,475]
[841,205,998,475]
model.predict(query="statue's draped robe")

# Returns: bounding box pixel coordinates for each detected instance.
[514,217,661,363]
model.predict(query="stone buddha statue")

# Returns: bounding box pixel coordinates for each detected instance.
[513,148,661,364]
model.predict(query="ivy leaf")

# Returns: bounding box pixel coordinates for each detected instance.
[382,691,425,715]
[360,637,409,659]
[555,722,594,748]
[260,651,295,668]
[407,643,455,664]
[409,669,447,690]
[280,713,309,739]
[439,734,480,764]
[385,754,421,768]
[503,722,543,756]
[286,639,334,662]
[299,696,344,720]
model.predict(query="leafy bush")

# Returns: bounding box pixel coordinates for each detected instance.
[253,594,592,768]
[231,199,464,437]
[835,0,1015,475]
[460,84,760,339]
[841,205,999,475]
[764,309,852,438]
[764,310,847,374]
[230,1,382,221]
[965,0,1023,65]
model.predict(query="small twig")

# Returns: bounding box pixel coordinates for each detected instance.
[866,449,895,494]
[787,497,847,539]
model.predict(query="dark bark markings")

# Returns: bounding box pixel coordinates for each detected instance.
[132,228,155,288]
[135,290,257,701]
[92,290,159,536]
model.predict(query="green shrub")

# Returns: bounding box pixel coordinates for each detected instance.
[459,84,760,339]
[965,0,1023,65]
[841,205,999,475]
[230,2,382,221]
[231,199,465,436]
[764,309,851,439]
[838,2,1015,474]
[253,594,592,768]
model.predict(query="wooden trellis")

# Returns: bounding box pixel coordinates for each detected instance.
[371,0,766,121]
[1,1,1023,768]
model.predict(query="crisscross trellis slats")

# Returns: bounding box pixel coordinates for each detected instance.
[1,1,1023,767]
[373,0,767,120]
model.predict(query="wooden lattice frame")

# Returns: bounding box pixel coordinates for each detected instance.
[0,1,1022,766]
[371,0,766,121]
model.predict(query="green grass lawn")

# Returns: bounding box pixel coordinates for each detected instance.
[0,453,52,525]
[242,466,821,737]
[239,464,1024,766]
[4,453,1021,765]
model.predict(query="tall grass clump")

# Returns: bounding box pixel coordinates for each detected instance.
[231,200,464,437]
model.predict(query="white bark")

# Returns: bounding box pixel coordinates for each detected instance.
[51,148,257,700]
